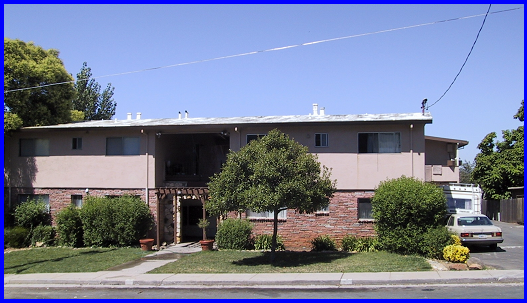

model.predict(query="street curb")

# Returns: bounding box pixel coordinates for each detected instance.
[4,270,523,288]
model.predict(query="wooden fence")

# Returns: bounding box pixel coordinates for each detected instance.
[482,198,524,224]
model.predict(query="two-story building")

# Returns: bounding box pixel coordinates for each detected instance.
[4,105,467,250]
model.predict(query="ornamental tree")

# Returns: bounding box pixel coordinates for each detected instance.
[207,129,336,261]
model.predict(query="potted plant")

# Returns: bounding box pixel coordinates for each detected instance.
[197,218,214,251]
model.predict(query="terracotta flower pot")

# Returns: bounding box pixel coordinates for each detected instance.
[199,239,214,251]
[140,238,155,251]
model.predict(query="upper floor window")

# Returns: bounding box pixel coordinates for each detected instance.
[358,132,401,153]
[315,133,328,147]
[20,138,49,156]
[246,134,266,144]
[106,137,140,155]
[72,138,83,150]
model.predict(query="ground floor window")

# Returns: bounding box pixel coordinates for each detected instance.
[358,198,373,219]
[17,194,50,211]
[246,209,287,219]
[71,195,83,208]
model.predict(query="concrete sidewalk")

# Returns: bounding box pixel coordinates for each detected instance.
[4,242,524,289]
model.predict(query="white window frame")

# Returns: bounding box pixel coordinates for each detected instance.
[358,132,401,153]
[20,138,49,156]
[246,209,287,219]
[315,133,328,147]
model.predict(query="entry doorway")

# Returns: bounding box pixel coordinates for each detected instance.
[180,198,217,241]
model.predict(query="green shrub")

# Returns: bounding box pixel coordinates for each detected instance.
[4,226,30,248]
[371,176,447,256]
[56,205,84,247]
[311,235,337,251]
[254,234,285,251]
[341,235,379,252]
[14,199,51,230]
[80,195,154,247]
[31,224,56,246]
[216,218,253,250]
[420,226,454,259]
[443,244,470,263]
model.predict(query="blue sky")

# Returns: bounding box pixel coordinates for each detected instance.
[4,4,524,162]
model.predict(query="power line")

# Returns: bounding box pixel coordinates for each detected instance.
[5,6,521,94]
[427,4,493,110]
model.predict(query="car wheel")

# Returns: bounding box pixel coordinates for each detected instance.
[489,243,498,251]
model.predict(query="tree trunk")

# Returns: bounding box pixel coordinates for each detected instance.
[270,209,279,263]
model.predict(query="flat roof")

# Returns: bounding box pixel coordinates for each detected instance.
[23,112,433,130]
[425,135,468,147]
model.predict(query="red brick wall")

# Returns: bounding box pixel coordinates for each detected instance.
[5,187,158,234]
[228,191,376,251]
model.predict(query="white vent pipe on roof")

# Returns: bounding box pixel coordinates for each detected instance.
[178,111,182,119]
[136,112,141,120]
[185,110,189,118]
[127,113,132,120]
[319,107,325,115]
[313,104,319,116]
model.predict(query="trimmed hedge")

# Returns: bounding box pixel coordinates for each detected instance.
[216,218,253,250]
[4,226,30,248]
[14,199,51,230]
[56,205,84,247]
[372,176,447,256]
[311,235,337,251]
[79,195,154,247]
[31,224,56,246]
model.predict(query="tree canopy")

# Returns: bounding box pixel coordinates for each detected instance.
[4,38,74,127]
[206,129,336,261]
[72,62,116,120]
[472,100,524,199]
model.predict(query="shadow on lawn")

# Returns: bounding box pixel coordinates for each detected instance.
[232,251,350,267]
[4,248,118,274]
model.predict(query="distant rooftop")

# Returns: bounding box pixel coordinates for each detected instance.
[23,112,433,130]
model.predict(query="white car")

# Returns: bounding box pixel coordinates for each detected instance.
[446,214,503,250]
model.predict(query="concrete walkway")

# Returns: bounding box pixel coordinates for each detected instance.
[4,242,524,289]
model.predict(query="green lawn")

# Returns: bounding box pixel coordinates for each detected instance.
[4,248,431,274]
[4,247,153,274]
[149,250,431,274]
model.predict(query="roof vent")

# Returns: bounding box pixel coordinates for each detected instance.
[136,112,141,120]
[313,104,319,116]
[127,113,132,120]
[319,107,325,115]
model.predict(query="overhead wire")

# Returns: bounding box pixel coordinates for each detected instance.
[4,6,521,94]
[426,4,493,110]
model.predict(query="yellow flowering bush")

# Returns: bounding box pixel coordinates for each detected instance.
[443,244,470,263]
[450,234,461,246]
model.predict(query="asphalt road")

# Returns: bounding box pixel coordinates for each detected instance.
[4,284,524,299]
[468,221,524,270]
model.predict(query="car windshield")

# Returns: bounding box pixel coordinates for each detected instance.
[457,216,493,226]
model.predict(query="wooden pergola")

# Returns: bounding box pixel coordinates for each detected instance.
[155,187,210,246]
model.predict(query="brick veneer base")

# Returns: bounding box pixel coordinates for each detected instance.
[228,191,376,251]
[5,187,158,239]
[5,188,376,251]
